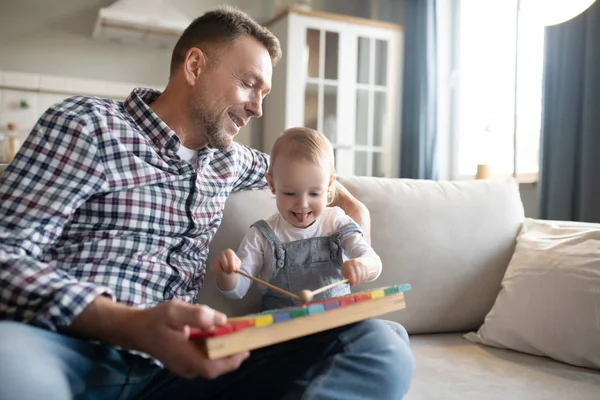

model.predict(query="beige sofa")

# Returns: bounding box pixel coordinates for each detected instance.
[2,163,599,399]
[199,176,600,400]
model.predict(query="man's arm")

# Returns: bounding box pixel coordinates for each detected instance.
[0,108,112,329]
[231,144,270,192]
[0,105,248,379]
[331,181,372,244]
[68,295,249,379]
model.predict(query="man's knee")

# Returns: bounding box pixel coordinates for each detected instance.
[0,321,57,353]
[382,321,415,393]
[382,319,411,344]
[371,319,414,394]
[357,318,413,357]
[343,319,408,346]
[343,319,415,391]
[0,321,71,399]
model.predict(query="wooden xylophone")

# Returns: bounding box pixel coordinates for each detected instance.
[190,283,411,359]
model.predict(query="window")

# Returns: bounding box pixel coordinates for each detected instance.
[455,0,544,181]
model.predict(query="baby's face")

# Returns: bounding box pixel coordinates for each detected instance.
[268,158,332,229]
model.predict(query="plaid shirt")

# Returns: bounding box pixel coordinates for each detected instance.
[0,88,269,331]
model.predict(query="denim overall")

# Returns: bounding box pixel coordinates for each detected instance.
[252,219,363,311]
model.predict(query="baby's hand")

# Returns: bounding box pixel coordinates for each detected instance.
[210,249,241,275]
[341,259,370,286]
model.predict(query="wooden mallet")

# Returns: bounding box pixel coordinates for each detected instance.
[298,279,350,304]
[235,270,350,304]
[235,270,300,301]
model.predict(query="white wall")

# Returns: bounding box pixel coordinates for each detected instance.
[0,0,378,87]
[0,0,171,86]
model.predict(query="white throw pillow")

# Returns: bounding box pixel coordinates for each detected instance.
[465,218,600,370]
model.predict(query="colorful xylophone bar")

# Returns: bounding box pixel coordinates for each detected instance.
[190,284,411,359]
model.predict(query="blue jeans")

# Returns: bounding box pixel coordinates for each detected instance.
[0,319,414,400]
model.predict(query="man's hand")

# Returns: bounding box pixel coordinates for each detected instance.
[209,249,241,291]
[130,300,249,379]
[331,181,372,244]
[68,296,249,379]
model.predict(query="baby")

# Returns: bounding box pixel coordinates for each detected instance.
[210,127,382,310]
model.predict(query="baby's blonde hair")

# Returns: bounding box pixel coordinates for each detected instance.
[269,127,337,203]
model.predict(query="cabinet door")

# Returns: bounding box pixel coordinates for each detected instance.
[294,22,344,167]
[291,16,401,177]
[351,30,400,178]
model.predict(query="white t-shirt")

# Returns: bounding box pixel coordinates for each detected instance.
[177,143,198,162]
[219,206,382,299]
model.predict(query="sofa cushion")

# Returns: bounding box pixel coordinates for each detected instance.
[408,333,600,400]
[200,177,525,334]
[465,218,600,370]
[336,176,525,333]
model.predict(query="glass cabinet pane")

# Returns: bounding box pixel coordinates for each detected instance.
[304,83,318,129]
[373,92,386,146]
[323,84,337,143]
[354,151,368,176]
[357,37,370,84]
[306,29,320,78]
[356,89,369,145]
[375,39,388,86]
[324,32,339,80]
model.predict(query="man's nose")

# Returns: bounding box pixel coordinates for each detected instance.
[246,94,263,118]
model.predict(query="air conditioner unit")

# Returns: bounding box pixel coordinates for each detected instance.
[92,0,192,48]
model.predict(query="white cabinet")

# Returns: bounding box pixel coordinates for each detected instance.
[0,70,161,163]
[260,7,403,177]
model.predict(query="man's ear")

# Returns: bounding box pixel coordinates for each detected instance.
[266,172,276,194]
[183,47,207,86]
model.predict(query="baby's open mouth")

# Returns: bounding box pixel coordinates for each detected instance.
[292,211,311,223]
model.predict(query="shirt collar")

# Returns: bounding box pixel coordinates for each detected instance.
[124,87,181,153]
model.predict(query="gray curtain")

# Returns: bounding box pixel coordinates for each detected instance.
[400,0,438,179]
[539,1,600,222]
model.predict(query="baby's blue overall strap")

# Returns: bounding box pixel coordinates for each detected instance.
[251,219,286,269]
[328,222,363,262]
[330,222,363,242]
[251,220,282,246]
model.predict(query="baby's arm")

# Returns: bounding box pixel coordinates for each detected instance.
[333,208,382,285]
[341,235,382,285]
[211,248,242,292]
[210,227,266,299]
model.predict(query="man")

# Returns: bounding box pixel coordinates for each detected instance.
[0,6,414,399]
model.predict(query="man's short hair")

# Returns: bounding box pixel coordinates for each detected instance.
[170,6,282,75]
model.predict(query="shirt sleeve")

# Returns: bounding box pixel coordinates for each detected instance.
[0,102,113,331]
[332,207,382,281]
[218,226,267,299]
[231,143,270,192]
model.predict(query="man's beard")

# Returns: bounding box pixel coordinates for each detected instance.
[189,92,233,151]
[204,117,232,151]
